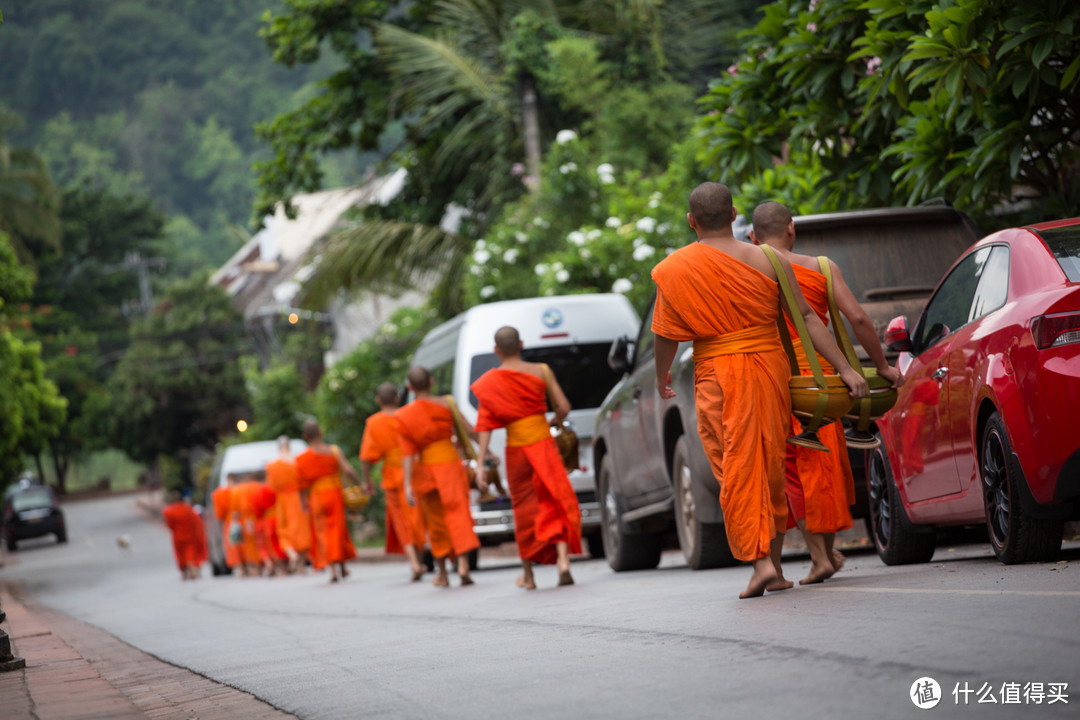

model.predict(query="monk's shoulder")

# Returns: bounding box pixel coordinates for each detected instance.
[651,242,699,282]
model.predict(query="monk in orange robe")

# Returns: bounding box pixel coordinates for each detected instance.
[265,436,312,573]
[651,182,867,598]
[211,475,241,572]
[361,382,426,581]
[162,490,208,580]
[397,366,479,587]
[231,476,266,576]
[751,200,903,585]
[472,326,582,589]
[295,419,358,583]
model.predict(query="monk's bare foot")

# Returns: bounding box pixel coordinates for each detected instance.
[830,549,846,572]
[799,560,836,585]
[739,564,776,599]
[766,576,794,592]
[433,574,449,587]
[557,570,574,586]
[460,574,475,586]
[411,567,424,582]
[340,564,350,579]
[515,575,537,590]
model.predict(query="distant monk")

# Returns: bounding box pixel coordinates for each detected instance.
[295,419,358,583]
[472,326,581,589]
[265,436,313,573]
[232,475,267,576]
[396,366,479,587]
[751,200,903,585]
[361,382,427,582]
[651,182,867,598]
[211,475,241,572]
[162,490,208,580]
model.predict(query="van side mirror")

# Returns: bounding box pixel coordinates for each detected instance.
[885,316,912,353]
[608,335,632,374]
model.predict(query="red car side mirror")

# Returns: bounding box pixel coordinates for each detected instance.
[885,316,912,352]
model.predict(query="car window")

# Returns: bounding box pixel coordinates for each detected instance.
[969,246,1009,322]
[1035,225,1080,282]
[913,246,994,352]
[634,299,656,363]
[12,489,53,511]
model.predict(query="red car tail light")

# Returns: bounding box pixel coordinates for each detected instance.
[1032,311,1080,349]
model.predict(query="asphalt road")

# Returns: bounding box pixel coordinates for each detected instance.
[2,493,1078,720]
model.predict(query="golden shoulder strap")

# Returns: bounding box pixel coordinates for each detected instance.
[817,256,861,369]
[444,395,477,461]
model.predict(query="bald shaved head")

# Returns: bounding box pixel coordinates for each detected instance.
[688,182,734,231]
[406,366,431,392]
[376,382,399,406]
[751,201,793,242]
[494,326,522,357]
[301,418,322,442]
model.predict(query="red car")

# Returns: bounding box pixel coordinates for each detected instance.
[868,218,1080,565]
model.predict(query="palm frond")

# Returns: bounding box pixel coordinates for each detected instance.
[299,219,472,313]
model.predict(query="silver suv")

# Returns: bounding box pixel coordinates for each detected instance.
[592,205,980,571]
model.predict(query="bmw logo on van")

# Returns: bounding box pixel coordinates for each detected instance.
[541,308,563,329]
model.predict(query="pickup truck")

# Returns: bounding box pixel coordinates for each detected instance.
[591,205,980,571]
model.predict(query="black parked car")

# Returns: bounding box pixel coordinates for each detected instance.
[3,482,67,551]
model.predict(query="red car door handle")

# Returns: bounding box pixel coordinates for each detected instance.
[933,367,948,380]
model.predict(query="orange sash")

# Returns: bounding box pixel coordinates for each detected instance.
[506,414,551,447]
[420,438,460,465]
[692,323,783,362]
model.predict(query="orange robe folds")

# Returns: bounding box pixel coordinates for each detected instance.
[395,398,479,559]
[783,263,854,534]
[265,457,312,555]
[651,242,792,562]
[471,368,582,564]
[360,411,426,555]
[296,447,357,569]
[211,485,240,569]
[162,501,208,571]
[232,481,268,566]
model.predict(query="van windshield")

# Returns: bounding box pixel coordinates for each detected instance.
[468,343,622,410]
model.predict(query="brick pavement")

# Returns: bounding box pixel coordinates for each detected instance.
[0,583,297,720]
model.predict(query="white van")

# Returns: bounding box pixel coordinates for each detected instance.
[202,438,307,575]
[409,293,641,560]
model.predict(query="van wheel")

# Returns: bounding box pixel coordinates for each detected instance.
[5,537,15,552]
[672,437,735,569]
[211,561,231,577]
[866,435,935,565]
[465,548,479,572]
[585,531,605,559]
[56,528,68,543]
[598,456,662,571]
[981,413,1063,564]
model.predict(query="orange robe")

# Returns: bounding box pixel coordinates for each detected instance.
[651,242,792,562]
[471,368,582,564]
[265,457,312,555]
[295,447,357,569]
[162,501,208,571]
[360,411,426,555]
[395,398,479,559]
[232,481,266,565]
[211,485,240,569]
[783,263,855,534]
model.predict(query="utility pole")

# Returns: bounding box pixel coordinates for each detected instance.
[102,251,168,317]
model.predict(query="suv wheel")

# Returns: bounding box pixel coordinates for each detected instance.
[672,437,735,569]
[981,413,1063,564]
[866,435,935,565]
[598,456,662,572]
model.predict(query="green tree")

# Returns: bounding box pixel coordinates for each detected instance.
[102,273,251,470]
[0,109,62,263]
[0,232,67,488]
[244,362,309,441]
[695,0,1080,221]
[26,185,168,491]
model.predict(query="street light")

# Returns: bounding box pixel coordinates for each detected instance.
[237,420,248,433]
